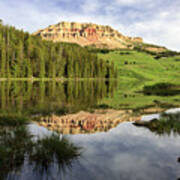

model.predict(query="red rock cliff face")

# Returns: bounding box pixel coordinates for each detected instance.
[33,21,143,49]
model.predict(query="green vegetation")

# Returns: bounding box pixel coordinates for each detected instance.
[0,126,82,179]
[0,21,180,111]
[0,126,33,179]
[98,49,180,82]
[0,80,117,116]
[97,49,180,109]
[29,135,81,173]
[154,51,180,59]
[142,83,180,96]
[133,42,166,55]
[0,22,117,79]
[133,112,180,136]
[85,46,117,54]
[0,115,29,126]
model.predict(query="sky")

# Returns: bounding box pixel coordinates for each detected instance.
[0,0,179,51]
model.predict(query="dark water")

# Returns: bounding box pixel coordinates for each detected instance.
[0,81,180,180]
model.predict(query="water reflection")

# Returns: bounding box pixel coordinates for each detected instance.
[0,80,117,115]
[1,110,180,180]
[134,112,180,136]
[0,126,33,180]
[68,122,180,180]
[0,125,82,180]
[1,80,180,180]
[36,109,139,134]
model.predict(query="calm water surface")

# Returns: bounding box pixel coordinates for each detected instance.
[26,119,180,180]
[0,81,180,180]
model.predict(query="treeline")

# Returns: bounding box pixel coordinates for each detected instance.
[134,43,180,59]
[85,46,116,54]
[154,51,180,59]
[0,21,117,78]
[143,83,180,96]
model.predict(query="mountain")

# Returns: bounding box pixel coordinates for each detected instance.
[33,21,166,52]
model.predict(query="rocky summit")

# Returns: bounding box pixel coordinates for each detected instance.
[33,21,144,49]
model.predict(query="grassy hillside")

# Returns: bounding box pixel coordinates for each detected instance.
[97,50,180,110]
[98,50,180,83]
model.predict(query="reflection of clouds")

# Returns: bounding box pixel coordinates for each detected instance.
[111,153,166,180]
[142,114,160,121]
[166,108,180,114]
[26,121,180,180]
[141,108,180,122]
[69,123,180,180]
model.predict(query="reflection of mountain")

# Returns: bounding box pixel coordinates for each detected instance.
[37,110,140,134]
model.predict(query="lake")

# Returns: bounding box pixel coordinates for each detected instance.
[0,80,180,180]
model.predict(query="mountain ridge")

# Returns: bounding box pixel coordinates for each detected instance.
[33,21,166,52]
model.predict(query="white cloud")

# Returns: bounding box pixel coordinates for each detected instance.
[115,0,148,5]
[81,0,101,13]
[119,8,180,51]
[0,0,179,51]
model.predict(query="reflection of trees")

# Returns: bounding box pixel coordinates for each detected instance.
[0,126,81,180]
[29,135,81,175]
[177,157,180,180]
[134,113,180,180]
[0,126,33,179]
[134,112,180,135]
[0,80,117,115]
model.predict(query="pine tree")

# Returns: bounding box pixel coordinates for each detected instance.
[16,41,24,77]
[6,31,11,78]
[26,58,32,78]
[39,48,45,78]
[0,37,6,77]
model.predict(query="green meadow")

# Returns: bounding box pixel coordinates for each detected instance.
[99,50,180,82]
[98,50,180,110]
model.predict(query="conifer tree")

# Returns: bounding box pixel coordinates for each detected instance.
[0,23,116,79]
[39,48,45,78]
[16,41,24,77]
[0,38,6,77]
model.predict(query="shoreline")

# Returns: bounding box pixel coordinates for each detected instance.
[0,78,117,82]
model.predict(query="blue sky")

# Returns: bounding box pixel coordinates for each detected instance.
[0,0,179,50]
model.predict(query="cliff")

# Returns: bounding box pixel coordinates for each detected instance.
[33,21,144,49]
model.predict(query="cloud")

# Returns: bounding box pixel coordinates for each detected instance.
[119,6,180,51]
[0,0,179,50]
[81,0,101,13]
[115,0,150,5]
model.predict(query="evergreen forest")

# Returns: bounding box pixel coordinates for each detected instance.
[0,21,117,79]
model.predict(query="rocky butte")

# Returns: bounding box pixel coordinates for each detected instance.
[33,21,167,52]
[33,21,145,49]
